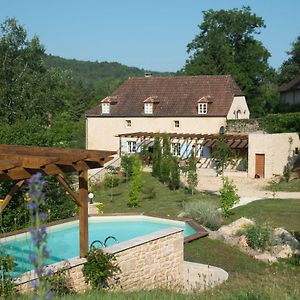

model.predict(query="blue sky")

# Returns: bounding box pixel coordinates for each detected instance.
[1,0,299,72]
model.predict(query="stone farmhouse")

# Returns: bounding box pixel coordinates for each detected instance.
[86,75,299,179]
[86,75,249,150]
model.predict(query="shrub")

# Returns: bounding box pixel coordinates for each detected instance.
[242,223,273,251]
[142,185,156,200]
[169,156,180,190]
[47,264,74,296]
[219,177,240,217]
[96,202,104,214]
[128,156,142,207]
[82,247,120,289]
[103,175,120,188]
[187,156,198,195]
[0,250,17,298]
[183,201,223,230]
[121,154,134,180]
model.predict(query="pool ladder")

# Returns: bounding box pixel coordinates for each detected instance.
[90,236,119,250]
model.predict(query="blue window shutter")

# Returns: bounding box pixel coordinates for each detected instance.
[121,141,127,153]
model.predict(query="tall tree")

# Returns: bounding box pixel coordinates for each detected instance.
[0,18,45,123]
[184,6,272,115]
[152,134,162,178]
[160,135,171,184]
[279,35,300,85]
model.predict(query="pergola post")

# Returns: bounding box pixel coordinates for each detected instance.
[79,170,88,257]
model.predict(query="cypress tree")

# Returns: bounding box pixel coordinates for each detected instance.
[160,134,171,184]
[169,157,180,190]
[152,134,162,178]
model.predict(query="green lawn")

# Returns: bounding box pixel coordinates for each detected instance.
[226,198,300,232]
[93,172,219,217]
[266,178,300,192]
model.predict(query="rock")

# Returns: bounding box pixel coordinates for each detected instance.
[209,231,229,241]
[218,217,254,236]
[274,228,300,249]
[238,235,248,248]
[270,244,293,259]
[254,253,277,263]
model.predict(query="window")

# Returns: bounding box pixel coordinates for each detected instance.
[127,141,136,153]
[144,103,153,114]
[198,103,207,114]
[171,143,181,156]
[174,120,180,128]
[102,103,110,114]
[126,120,132,128]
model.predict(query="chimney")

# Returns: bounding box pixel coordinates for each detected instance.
[144,73,153,78]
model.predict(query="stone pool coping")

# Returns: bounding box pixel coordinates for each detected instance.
[0,212,208,242]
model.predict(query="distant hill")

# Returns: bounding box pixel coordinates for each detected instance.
[44,54,173,84]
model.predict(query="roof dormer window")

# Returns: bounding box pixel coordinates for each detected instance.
[143,96,159,115]
[198,103,207,114]
[102,103,110,114]
[100,96,118,114]
[197,96,212,115]
[144,103,153,114]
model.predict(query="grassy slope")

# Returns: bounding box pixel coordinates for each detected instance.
[226,198,300,232]
[93,172,219,217]
[266,178,300,192]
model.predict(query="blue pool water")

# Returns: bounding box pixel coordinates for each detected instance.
[0,216,196,276]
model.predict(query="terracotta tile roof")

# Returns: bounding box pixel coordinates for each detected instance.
[279,75,300,92]
[86,75,245,117]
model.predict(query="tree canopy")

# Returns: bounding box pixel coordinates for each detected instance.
[279,35,300,85]
[184,6,274,116]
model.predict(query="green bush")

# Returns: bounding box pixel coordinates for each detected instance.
[0,250,17,298]
[142,185,156,200]
[258,112,300,133]
[183,201,223,230]
[47,265,75,296]
[128,156,142,207]
[219,177,240,217]
[121,154,134,180]
[103,175,120,188]
[82,247,120,290]
[242,223,273,251]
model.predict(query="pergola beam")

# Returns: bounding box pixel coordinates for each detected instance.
[0,180,25,213]
[55,174,81,206]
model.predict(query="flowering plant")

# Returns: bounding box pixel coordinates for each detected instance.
[27,173,52,299]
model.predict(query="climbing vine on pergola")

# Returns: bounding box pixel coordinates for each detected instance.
[0,144,115,257]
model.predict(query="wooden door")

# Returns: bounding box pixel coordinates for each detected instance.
[255,154,265,178]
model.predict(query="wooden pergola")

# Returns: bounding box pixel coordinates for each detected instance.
[0,144,116,257]
[117,132,248,157]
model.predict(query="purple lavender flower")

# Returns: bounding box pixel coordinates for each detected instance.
[27,173,52,298]
[39,212,47,220]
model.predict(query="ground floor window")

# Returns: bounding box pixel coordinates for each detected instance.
[171,143,181,156]
[127,141,137,153]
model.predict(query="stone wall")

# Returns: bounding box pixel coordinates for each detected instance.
[16,227,184,293]
[226,119,262,134]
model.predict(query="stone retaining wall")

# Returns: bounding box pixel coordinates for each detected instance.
[16,227,184,293]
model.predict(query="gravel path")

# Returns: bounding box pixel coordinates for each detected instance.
[194,169,300,208]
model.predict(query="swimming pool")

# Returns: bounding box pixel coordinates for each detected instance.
[0,215,197,276]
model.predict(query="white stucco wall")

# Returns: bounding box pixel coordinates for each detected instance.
[248,132,300,178]
[86,116,226,151]
[227,96,250,120]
